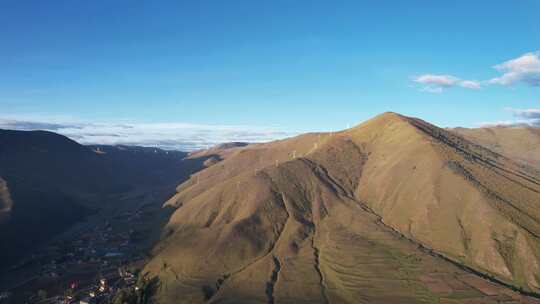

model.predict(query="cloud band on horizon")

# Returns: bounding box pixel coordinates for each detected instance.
[0,118,300,151]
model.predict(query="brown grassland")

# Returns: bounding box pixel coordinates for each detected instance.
[145,113,540,304]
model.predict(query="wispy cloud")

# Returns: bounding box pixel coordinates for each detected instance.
[489,52,540,86]
[507,108,540,126]
[478,108,540,127]
[477,120,517,128]
[413,74,481,93]
[415,74,460,87]
[0,118,300,151]
[419,86,444,93]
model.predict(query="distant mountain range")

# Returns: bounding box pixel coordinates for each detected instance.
[144,113,540,303]
[452,126,540,170]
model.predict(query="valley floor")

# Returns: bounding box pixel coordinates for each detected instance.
[0,185,175,304]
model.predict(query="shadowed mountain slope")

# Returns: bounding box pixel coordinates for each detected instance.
[145,113,540,304]
[0,129,206,270]
[0,176,13,223]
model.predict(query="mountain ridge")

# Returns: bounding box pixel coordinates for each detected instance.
[451,125,540,170]
[145,112,540,303]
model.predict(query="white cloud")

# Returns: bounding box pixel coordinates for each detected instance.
[415,74,459,87]
[459,80,481,89]
[0,118,300,151]
[489,52,540,86]
[412,51,540,92]
[414,74,481,93]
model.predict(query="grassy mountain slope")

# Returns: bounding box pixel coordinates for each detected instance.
[146,113,540,303]
[452,126,540,170]
[353,114,540,291]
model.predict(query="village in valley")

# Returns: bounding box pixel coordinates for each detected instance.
[0,198,166,304]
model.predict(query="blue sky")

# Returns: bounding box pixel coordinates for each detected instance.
[0,1,539,149]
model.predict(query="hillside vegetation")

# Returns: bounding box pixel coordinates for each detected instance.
[146,113,540,304]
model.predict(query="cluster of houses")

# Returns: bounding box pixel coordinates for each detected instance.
[61,266,139,303]
[2,208,149,304]
[74,278,111,304]
[55,219,145,303]
[118,267,137,286]
[73,267,140,304]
